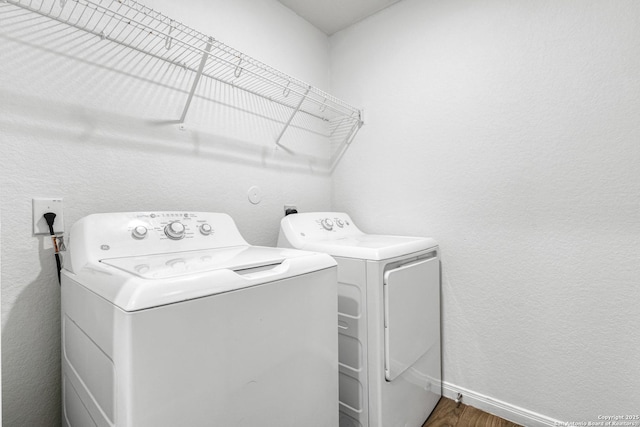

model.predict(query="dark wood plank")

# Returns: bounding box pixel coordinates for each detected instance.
[422,397,523,427]
[422,397,465,426]
[459,405,523,427]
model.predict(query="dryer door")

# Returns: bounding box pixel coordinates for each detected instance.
[383,255,439,381]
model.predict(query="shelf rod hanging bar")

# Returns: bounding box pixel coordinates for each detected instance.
[203,58,316,104]
[275,85,311,148]
[140,25,169,56]
[203,55,352,117]
[137,13,175,55]
[179,36,213,124]
[198,70,330,123]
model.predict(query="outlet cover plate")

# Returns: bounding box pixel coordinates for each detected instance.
[33,198,64,235]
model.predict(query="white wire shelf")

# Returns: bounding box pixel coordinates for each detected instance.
[6,0,363,169]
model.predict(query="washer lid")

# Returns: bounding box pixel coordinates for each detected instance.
[101,246,286,280]
[68,245,336,312]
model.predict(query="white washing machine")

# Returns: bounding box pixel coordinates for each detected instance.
[278,212,441,427]
[61,211,339,427]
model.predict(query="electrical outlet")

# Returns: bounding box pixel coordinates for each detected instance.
[33,198,64,235]
[284,204,297,215]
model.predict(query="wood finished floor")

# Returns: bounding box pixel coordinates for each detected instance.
[422,398,523,427]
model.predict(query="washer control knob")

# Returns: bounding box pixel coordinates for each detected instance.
[321,218,334,231]
[131,225,148,239]
[134,264,150,274]
[335,219,344,228]
[164,221,186,240]
[200,223,213,236]
[166,258,186,269]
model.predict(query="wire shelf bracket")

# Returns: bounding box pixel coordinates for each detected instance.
[179,37,213,124]
[275,85,311,148]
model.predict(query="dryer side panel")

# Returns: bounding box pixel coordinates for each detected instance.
[366,249,441,427]
[383,256,440,381]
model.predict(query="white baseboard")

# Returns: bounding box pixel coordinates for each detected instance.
[442,382,562,427]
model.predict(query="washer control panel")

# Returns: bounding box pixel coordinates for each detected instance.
[66,212,250,273]
[122,212,217,242]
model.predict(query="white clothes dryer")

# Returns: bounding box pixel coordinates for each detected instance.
[278,212,441,427]
[61,211,338,427]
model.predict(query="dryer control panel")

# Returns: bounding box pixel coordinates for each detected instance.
[278,212,437,260]
[281,212,364,241]
[319,215,352,232]
[65,212,249,274]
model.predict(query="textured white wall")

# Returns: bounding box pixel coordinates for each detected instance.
[4,0,640,424]
[0,0,330,425]
[330,0,640,423]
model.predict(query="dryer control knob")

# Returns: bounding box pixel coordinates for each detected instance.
[131,225,148,239]
[321,218,334,231]
[165,221,186,240]
[200,223,213,236]
[335,219,344,228]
